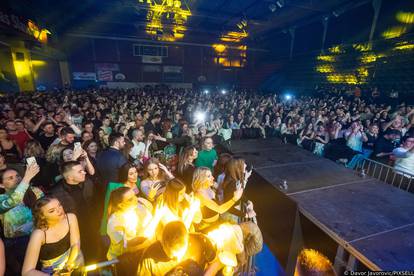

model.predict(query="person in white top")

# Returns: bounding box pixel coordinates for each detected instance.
[129,129,146,161]
[393,135,414,177]
[106,187,155,260]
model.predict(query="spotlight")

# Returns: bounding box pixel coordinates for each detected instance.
[195,111,206,122]
[284,94,292,100]
[204,90,209,94]
[221,89,227,95]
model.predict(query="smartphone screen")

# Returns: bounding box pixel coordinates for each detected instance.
[26,157,37,166]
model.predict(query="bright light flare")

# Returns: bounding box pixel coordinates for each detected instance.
[84,264,97,272]
[172,239,188,262]
[204,90,209,94]
[123,209,138,234]
[194,111,206,122]
[219,251,237,267]
[221,89,227,95]
[207,224,235,248]
[183,196,200,229]
[143,205,166,238]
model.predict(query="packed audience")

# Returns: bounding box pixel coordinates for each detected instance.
[0,88,264,275]
[0,86,413,275]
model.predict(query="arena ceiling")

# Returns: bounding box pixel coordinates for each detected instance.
[3,0,369,45]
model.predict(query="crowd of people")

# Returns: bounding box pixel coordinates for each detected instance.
[0,88,263,276]
[0,86,413,275]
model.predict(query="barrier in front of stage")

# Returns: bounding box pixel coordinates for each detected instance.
[355,158,414,192]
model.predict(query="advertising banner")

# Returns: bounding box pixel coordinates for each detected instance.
[72,72,96,81]
[97,70,113,81]
[142,56,162,64]
[95,63,119,71]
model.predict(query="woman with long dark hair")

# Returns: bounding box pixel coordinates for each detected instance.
[298,122,315,151]
[221,158,256,221]
[176,145,198,192]
[100,163,151,237]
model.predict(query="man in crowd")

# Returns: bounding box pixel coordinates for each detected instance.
[138,221,216,276]
[48,161,95,260]
[46,127,76,164]
[0,163,42,274]
[32,118,57,151]
[392,134,414,177]
[130,129,146,162]
[372,129,401,163]
[144,114,162,134]
[96,132,127,188]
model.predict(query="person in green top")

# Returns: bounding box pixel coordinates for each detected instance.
[195,137,218,171]
[99,162,142,236]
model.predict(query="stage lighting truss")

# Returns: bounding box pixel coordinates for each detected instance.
[381,10,414,39]
[315,8,414,85]
[143,0,191,41]
[316,47,387,85]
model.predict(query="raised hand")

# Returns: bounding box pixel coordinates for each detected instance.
[148,182,162,200]
[72,146,83,160]
[23,163,40,183]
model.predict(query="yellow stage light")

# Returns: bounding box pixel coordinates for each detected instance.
[396,12,414,24]
[31,60,46,66]
[145,0,191,41]
[393,43,414,51]
[352,43,372,52]
[13,61,32,78]
[316,65,334,73]
[343,74,358,85]
[317,55,336,62]
[382,26,407,39]
[357,67,368,77]
[329,46,343,54]
[212,44,226,53]
[360,53,384,63]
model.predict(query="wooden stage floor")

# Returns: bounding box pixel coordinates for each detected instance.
[227,138,414,271]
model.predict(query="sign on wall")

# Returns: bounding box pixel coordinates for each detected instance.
[114,73,126,81]
[142,56,163,64]
[163,66,182,73]
[97,70,113,81]
[72,72,96,81]
[142,65,162,72]
[95,63,119,71]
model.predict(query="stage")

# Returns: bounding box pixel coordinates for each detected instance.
[225,138,414,273]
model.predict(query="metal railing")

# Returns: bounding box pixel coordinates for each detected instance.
[355,158,414,192]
